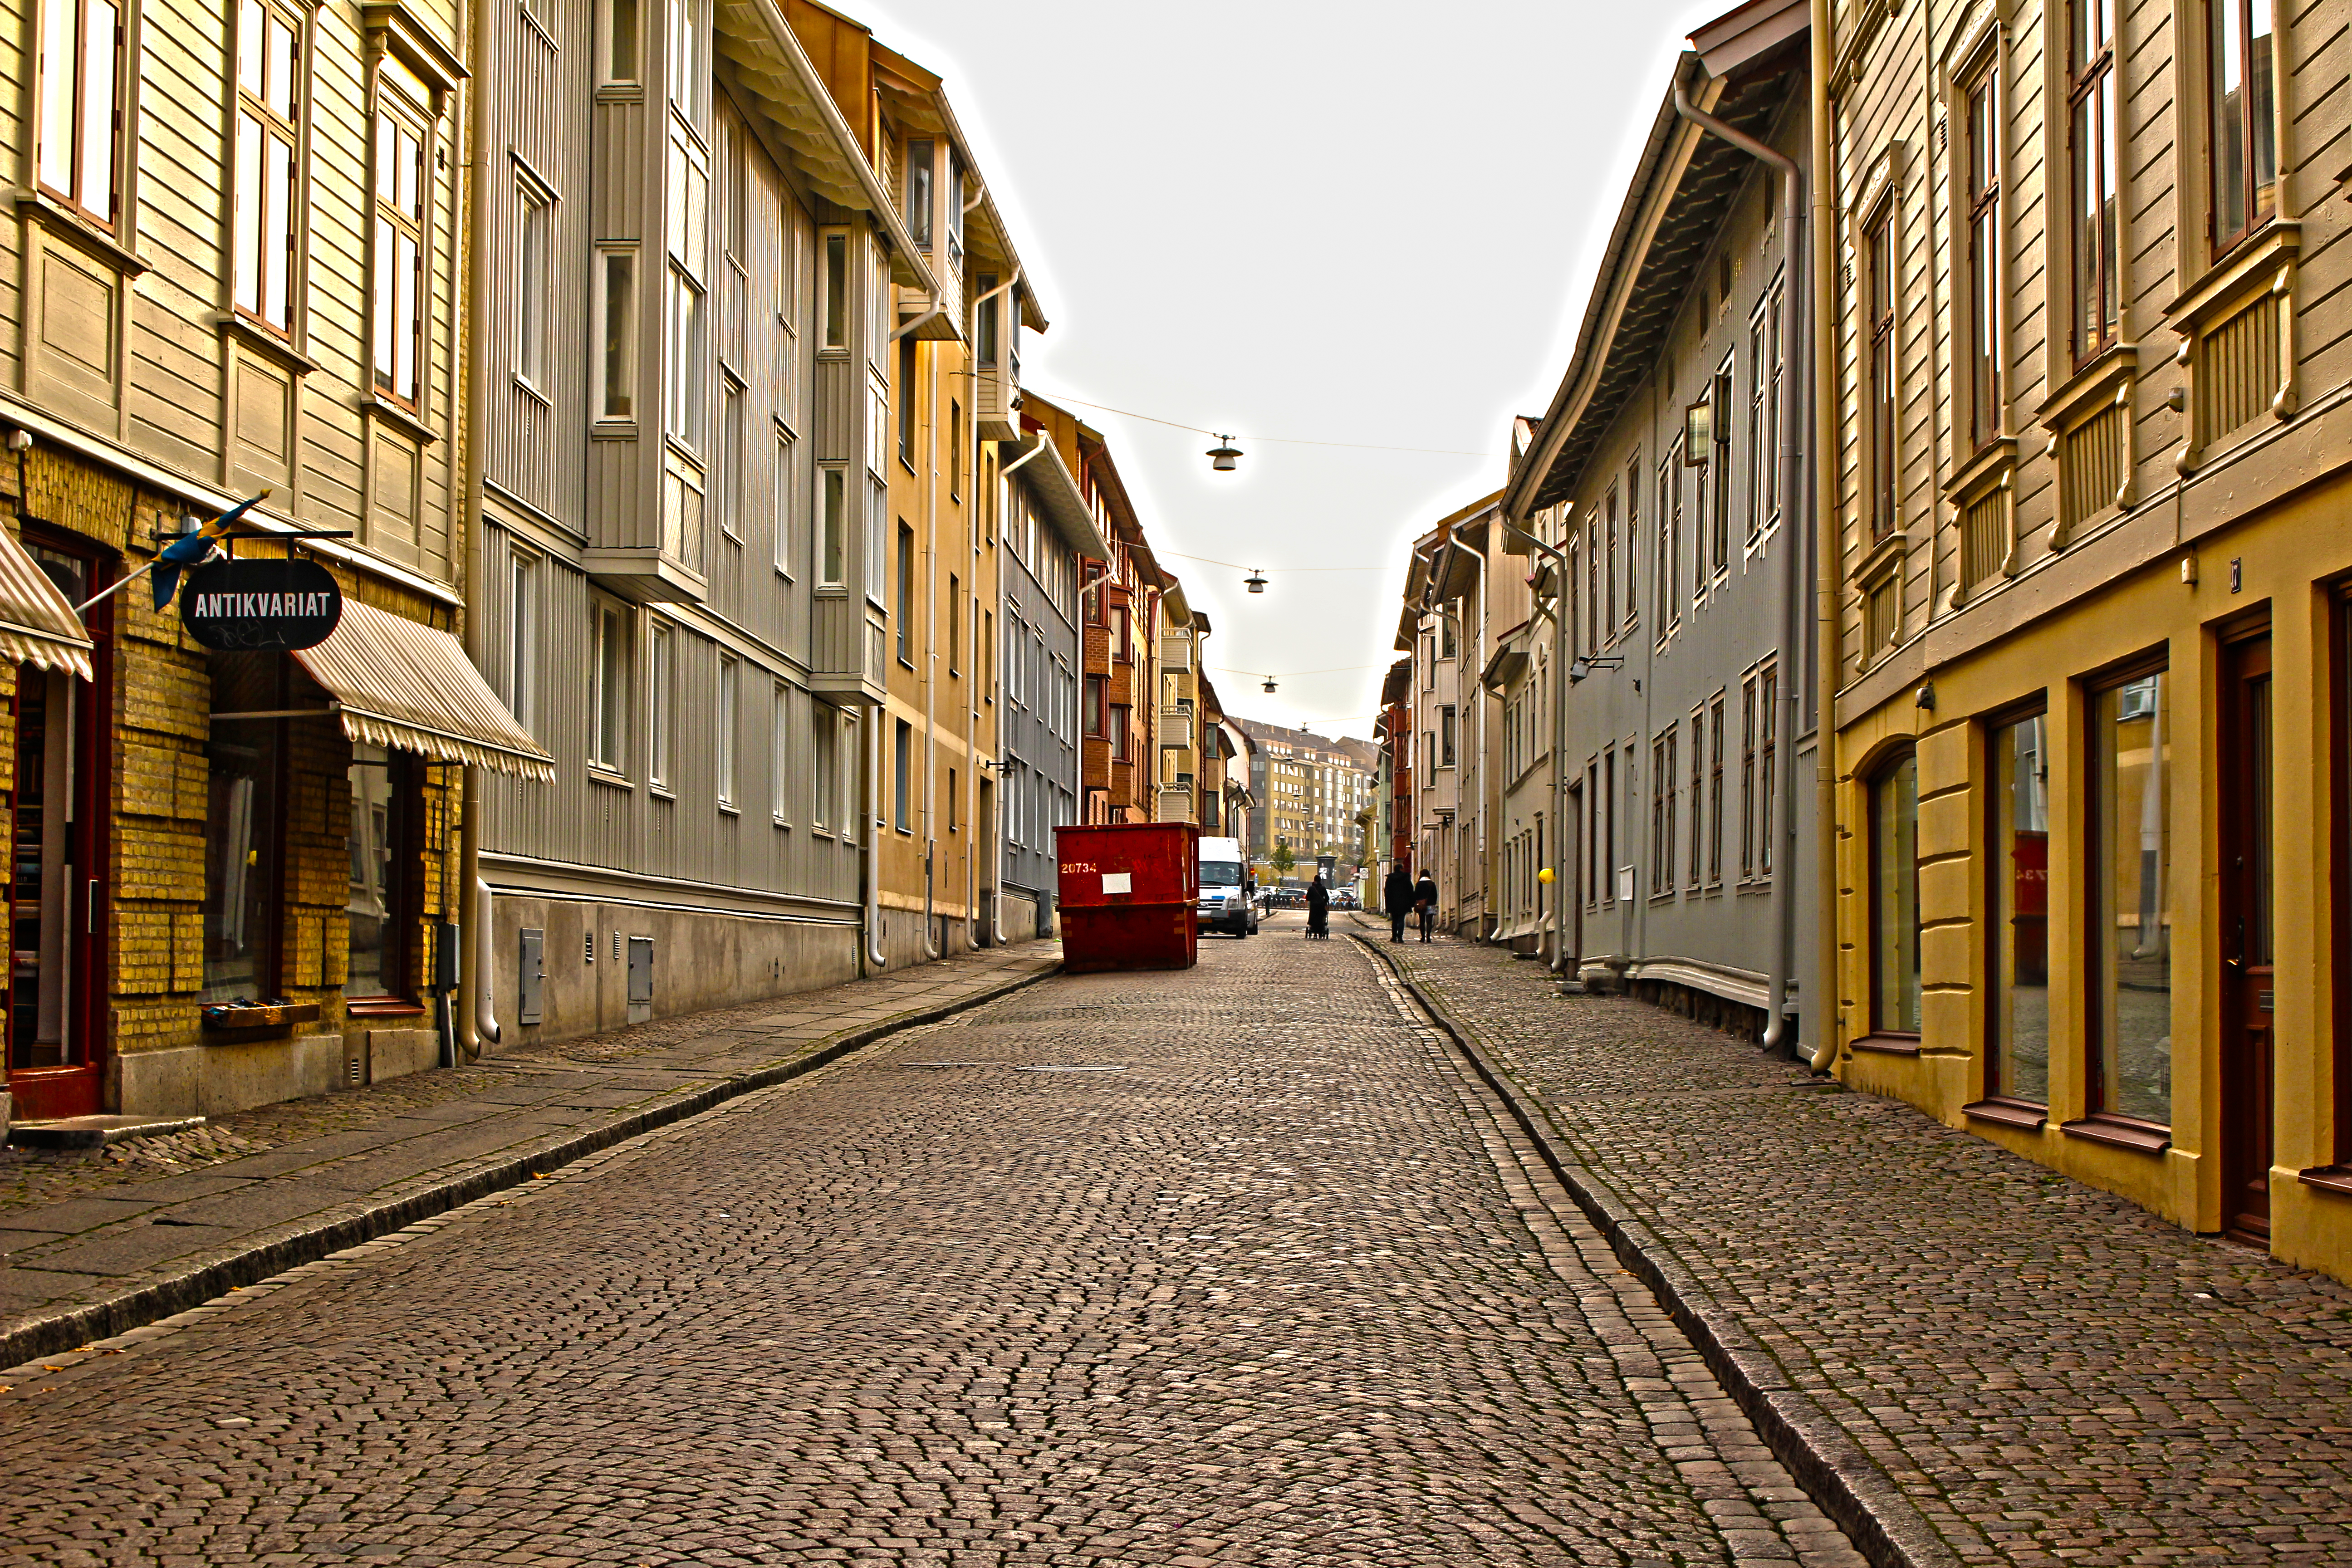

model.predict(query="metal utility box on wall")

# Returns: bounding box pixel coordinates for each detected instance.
[1054,821,1199,974]
[518,929,545,1024]
[627,936,653,1024]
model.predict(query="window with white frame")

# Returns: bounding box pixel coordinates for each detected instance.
[514,170,550,388]
[593,245,637,420]
[235,0,305,333]
[508,551,537,730]
[591,598,630,774]
[647,621,673,789]
[715,653,737,807]
[773,426,798,577]
[2207,0,2277,255]
[598,0,637,81]
[813,700,836,829]
[2069,0,2121,361]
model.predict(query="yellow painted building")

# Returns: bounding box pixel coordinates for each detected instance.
[1821,0,2352,1276]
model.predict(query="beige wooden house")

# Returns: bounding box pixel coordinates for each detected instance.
[1821,0,2352,1280]
[0,0,551,1122]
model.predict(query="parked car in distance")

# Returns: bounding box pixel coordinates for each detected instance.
[1195,836,1257,936]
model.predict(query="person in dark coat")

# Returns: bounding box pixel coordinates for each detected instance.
[1383,865,1414,943]
[1413,872,1440,942]
[1305,875,1330,938]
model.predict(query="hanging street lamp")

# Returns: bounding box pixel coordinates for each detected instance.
[1244,569,1267,594]
[1207,435,1242,472]
[1262,677,1278,695]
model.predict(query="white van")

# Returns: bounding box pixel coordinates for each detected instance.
[1195,836,1257,936]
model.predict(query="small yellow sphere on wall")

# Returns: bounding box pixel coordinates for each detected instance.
[1537,867,1555,884]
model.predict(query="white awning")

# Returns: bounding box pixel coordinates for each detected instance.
[294,598,554,781]
[0,520,93,680]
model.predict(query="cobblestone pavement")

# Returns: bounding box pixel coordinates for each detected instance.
[1372,925,2352,1567]
[1,942,1060,1352]
[0,911,1863,1567]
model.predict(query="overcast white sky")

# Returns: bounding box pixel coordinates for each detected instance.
[858,0,1723,739]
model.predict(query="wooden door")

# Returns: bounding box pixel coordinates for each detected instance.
[2220,633,2274,1244]
[5,541,112,1121]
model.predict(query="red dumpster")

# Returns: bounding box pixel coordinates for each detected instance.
[1054,821,1199,973]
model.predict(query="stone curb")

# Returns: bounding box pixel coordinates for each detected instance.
[0,960,1061,1374]
[1349,931,1959,1568]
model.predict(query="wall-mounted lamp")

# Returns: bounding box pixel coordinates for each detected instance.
[1569,654,1625,682]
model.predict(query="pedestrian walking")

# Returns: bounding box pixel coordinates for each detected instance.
[1383,865,1414,943]
[1414,872,1439,942]
[1305,874,1330,940]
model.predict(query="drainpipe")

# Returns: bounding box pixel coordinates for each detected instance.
[456,0,494,1057]
[861,713,887,971]
[1446,518,1489,946]
[1499,516,1570,976]
[1672,75,1809,1059]
[920,338,942,963]
[1807,17,1838,1074]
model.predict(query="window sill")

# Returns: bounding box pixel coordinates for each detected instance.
[648,784,676,801]
[15,190,150,276]
[1963,1097,2048,1132]
[590,418,640,441]
[589,767,632,790]
[219,313,318,376]
[2297,1166,2352,1199]
[345,997,426,1019]
[718,802,740,817]
[2059,1114,2171,1155]
[363,396,441,447]
[1850,1033,1921,1057]
[511,372,552,411]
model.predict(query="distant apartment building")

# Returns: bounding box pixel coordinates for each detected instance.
[1236,718,1373,879]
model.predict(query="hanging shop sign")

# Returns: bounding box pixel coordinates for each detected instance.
[179,557,344,651]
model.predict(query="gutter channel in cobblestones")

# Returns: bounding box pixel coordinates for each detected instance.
[1349,931,1958,1568]
[0,961,1060,1374]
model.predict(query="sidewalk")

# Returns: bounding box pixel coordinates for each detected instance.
[0,941,1059,1369]
[1355,918,2352,1568]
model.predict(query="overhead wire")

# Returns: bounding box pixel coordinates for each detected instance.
[1029,390,1499,459]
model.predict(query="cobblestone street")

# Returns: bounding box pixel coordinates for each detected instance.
[0,918,1862,1567]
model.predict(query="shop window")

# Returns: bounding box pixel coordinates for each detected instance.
[1988,710,2050,1103]
[345,742,411,1001]
[205,653,286,1003]
[1870,750,1921,1035]
[2087,669,2172,1127]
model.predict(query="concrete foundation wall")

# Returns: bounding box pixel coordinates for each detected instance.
[114,1024,443,1117]
[490,897,865,1048]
